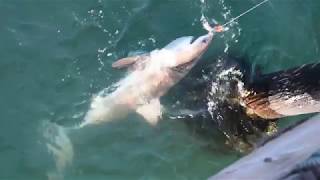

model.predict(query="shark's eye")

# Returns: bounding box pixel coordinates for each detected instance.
[202,38,208,44]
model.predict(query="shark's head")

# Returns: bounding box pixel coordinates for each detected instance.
[162,33,213,71]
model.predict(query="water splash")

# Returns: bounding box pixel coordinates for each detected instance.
[205,57,244,127]
[199,0,241,53]
[92,0,151,71]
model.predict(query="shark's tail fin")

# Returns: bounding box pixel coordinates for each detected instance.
[41,121,74,180]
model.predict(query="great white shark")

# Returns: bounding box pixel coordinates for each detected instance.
[80,33,213,127]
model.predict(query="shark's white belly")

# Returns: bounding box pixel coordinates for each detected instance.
[82,67,177,126]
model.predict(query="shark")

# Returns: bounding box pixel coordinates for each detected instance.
[80,33,213,127]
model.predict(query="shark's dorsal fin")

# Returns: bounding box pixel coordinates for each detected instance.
[136,98,162,126]
[112,54,150,69]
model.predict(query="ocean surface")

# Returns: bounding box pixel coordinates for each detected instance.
[1,0,320,179]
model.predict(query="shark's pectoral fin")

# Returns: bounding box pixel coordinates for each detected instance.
[136,99,162,126]
[112,54,150,69]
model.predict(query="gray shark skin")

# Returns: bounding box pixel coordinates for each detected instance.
[81,33,213,127]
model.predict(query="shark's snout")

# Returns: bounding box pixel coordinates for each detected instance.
[170,33,213,72]
[193,33,213,46]
[202,34,213,43]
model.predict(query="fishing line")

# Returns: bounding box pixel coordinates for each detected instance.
[221,0,270,27]
[204,0,271,33]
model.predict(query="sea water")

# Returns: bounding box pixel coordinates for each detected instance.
[1,0,320,179]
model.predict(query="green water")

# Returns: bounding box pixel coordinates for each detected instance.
[1,0,320,179]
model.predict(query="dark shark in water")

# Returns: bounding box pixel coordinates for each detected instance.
[165,56,320,152]
[163,55,277,152]
[241,62,320,119]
